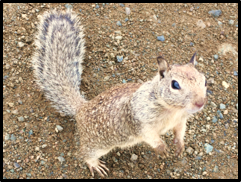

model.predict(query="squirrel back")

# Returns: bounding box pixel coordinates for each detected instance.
[32,9,86,116]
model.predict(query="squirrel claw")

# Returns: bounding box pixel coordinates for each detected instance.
[154,143,169,159]
[87,160,109,177]
[175,142,184,157]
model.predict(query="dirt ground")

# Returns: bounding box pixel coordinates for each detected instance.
[3,3,238,179]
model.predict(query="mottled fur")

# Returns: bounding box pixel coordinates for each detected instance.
[32,10,207,177]
[32,9,86,116]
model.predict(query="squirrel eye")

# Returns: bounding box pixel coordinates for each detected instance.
[205,80,207,86]
[171,80,181,90]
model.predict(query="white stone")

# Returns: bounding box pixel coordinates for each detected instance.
[125,7,131,15]
[18,42,25,48]
[115,36,122,40]
[35,146,40,151]
[186,147,194,154]
[57,156,65,164]
[55,125,63,132]
[222,81,229,89]
[196,19,206,29]
[130,154,138,161]
[42,144,47,148]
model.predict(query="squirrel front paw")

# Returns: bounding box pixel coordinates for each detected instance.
[173,138,184,157]
[154,142,170,159]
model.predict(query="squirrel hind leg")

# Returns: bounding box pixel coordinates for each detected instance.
[84,148,111,177]
[86,158,109,177]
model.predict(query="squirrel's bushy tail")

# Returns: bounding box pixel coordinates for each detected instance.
[32,9,86,116]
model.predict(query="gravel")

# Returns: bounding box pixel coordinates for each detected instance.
[3,3,238,179]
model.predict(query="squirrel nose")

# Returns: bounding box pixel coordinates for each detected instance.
[195,99,205,108]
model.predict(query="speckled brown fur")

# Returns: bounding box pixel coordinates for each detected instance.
[76,83,141,151]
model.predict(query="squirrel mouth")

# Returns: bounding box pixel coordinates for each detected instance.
[186,104,205,114]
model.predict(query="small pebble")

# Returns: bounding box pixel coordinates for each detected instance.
[119,3,125,7]
[157,35,165,41]
[207,78,214,84]
[65,4,73,9]
[196,19,206,29]
[42,144,47,148]
[218,21,222,26]
[195,156,202,160]
[208,10,222,17]
[204,143,213,153]
[223,110,228,115]
[29,130,33,136]
[58,156,65,164]
[10,169,15,173]
[115,35,122,40]
[55,125,63,132]
[10,134,16,141]
[213,54,218,60]
[103,76,110,81]
[222,81,229,89]
[5,134,10,140]
[95,4,99,9]
[217,111,223,119]
[117,55,123,62]
[233,71,238,76]
[130,154,138,161]
[18,116,24,122]
[12,110,19,115]
[112,156,118,162]
[125,18,128,22]
[213,165,219,172]
[18,42,24,48]
[212,116,218,123]
[35,146,40,151]
[122,79,127,84]
[125,7,131,15]
[210,102,217,107]
[186,147,194,155]
[116,21,122,26]
[228,20,234,25]
[225,123,229,129]
[14,162,20,168]
[8,102,14,107]
[207,90,213,95]
[220,103,226,109]
[190,42,194,46]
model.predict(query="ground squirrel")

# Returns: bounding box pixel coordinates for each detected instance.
[32,9,207,177]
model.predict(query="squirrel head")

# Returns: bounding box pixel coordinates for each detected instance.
[156,52,207,114]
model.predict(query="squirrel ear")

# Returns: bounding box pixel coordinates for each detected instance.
[189,52,197,66]
[157,55,169,78]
